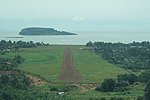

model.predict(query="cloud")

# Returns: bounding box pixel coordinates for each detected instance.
[73,16,86,22]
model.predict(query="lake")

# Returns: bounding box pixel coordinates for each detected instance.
[0,31,150,45]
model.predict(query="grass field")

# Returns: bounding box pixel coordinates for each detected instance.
[19,45,127,83]
[19,46,64,82]
[72,46,127,83]
[17,45,145,99]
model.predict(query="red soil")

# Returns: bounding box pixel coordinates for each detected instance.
[28,75,48,85]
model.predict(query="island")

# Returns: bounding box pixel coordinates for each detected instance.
[19,27,77,35]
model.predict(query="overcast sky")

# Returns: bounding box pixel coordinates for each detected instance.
[0,0,150,32]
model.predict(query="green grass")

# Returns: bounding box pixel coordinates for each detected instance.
[72,46,127,83]
[19,46,64,82]
[61,83,145,100]
[19,45,127,83]
[17,45,145,99]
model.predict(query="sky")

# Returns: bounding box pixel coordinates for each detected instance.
[0,0,150,32]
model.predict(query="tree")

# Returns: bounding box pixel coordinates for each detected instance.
[0,74,31,90]
[0,75,9,84]
[96,79,116,92]
[100,98,106,100]
[110,97,125,100]
[117,74,137,84]
[114,81,129,92]
[12,55,24,64]
[86,41,93,47]
[145,80,150,100]
[92,41,150,70]
[138,70,150,83]
[136,96,144,100]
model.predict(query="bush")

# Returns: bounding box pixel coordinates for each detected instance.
[117,74,137,84]
[136,96,144,100]
[114,87,128,92]
[0,74,31,89]
[96,79,116,92]
[145,80,150,100]
[110,97,125,100]
[100,98,106,100]
[116,81,129,87]
[50,87,58,91]
[138,70,150,83]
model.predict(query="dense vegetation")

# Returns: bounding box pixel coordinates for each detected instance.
[19,27,77,35]
[0,40,49,51]
[86,41,150,70]
[0,73,76,100]
[1,40,150,99]
[96,73,137,92]
[0,40,74,100]
[86,41,150,100]
[0,40,48,70]
[145,81,150,100]
[0,54,24,70]
[95,72,150,100]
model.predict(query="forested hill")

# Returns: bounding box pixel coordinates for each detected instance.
[19,27,77,35]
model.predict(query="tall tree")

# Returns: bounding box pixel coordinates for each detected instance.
[145,80,150,100]
[96,79,116,92]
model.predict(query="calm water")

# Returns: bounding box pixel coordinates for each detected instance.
[0,31,150,45]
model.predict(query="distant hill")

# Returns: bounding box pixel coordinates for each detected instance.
[19,27,77,35]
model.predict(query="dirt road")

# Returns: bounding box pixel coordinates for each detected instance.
[58,47,81,82]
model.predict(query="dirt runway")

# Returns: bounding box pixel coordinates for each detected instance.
[58,47,81,82]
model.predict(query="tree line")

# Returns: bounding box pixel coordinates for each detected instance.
[0,40,49,52]
[86,41,150,70]
[86,41,150,100]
